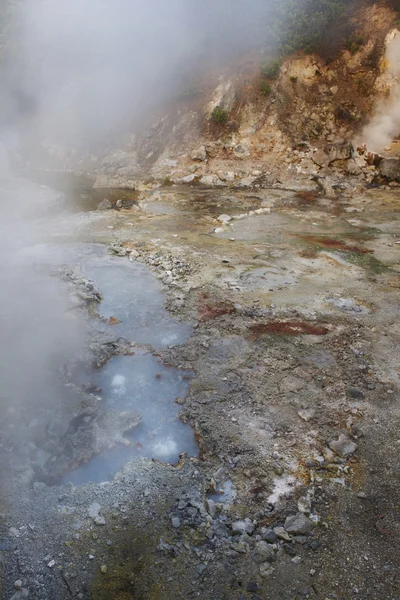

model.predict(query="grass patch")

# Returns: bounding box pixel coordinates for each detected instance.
[210,106,229,125]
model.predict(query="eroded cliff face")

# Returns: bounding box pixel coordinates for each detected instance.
[27,4,400,195]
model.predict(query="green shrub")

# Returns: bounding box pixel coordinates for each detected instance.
[260,80,271,96]
[260,59,281,79]
[346,35,365,54]
[211,106,229,125]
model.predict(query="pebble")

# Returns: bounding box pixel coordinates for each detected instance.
[47,560,55,568]
[329,434,358,458]
[100,565,107,574]
[14,580,22,590]
[259,563,275,578]
[291,556,302,564]
[260,528,277,543]
[171,516,181,529]
[88,502,106,526]
[284,513,313,535]
[273,526,292,542]
[254,540,276,563]
[232,519,255,535]
[298,408,315,422]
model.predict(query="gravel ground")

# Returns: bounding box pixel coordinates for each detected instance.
[0,182,399,599]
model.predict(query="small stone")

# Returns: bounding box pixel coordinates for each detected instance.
[297,496,312,514]
[274,526,292,542]
[197,564,207,575]
[283,543,296,557]
[100,565,107,574]
[88,502,106,526]
[298,408,315,422]
[329,434,357,458]
[284,513,313,535]
[247,582,259,592]
[214,227,224,234]
[309,539,320,551]
[97,199,112,210]
[260,528,277,543]
[254,540,275,563]
[48,560,55,568]
[291,556,302,564]
[191,146,207,161]
[171,516,181,529]
[217,214,232,223]
[9,527,20,537]
[259,563,275,578]
[356,492,367,499]
[14,580,22,590]
[232,518,254,535]
[347,386,365,400]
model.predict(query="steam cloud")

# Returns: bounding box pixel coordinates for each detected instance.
[362,30,400,152]
[3,0,271,159]
[0,0,273,482]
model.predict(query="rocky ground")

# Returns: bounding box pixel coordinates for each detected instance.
[0,178,399,599]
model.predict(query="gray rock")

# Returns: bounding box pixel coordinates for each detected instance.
[254,540,276,563]
[88,502,106,526]
[273,526,291,541]
[325,141,352,163]
[191,146,207,161]
[231,518,255,535]
[171,516,181,529]
[199,174,223,187]
[329,434,358,458]
[379,157,400,181]
[260,527,277,543]
[116,198,134,209]
[14,581,22,591]
[97,199,112,210]
[284,513,312,535]
[347,386,365,400]
[259,563,275,578]
[298,408,315,422]
[233,144,250,159]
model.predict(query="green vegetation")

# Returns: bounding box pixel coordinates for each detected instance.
[264,0,358,61]
[211,106,229,125]
[260,59,281,79]
[346,35,365,54]
[259,80,271,96]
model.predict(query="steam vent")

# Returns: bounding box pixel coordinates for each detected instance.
[0,1,399,599]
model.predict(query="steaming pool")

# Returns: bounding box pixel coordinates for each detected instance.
[25,243,198,484]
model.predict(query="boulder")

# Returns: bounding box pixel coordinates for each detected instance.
[324,142,353,163]
[379,157,400,181]
[191,146,207,161]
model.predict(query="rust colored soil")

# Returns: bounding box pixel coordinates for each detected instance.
[249,321,329,338]
[197,299,236,321]
[298,235,372,254]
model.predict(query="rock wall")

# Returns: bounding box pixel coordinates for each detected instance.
[31,4,400,194]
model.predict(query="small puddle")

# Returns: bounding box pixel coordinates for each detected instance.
[24,243,197,484]
[62,352,197,484]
